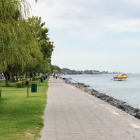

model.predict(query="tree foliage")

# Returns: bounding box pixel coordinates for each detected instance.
[0,0,54,86]
[51,65,61,73]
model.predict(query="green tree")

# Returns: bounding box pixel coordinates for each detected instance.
[0,0,33,85]
[51,65,61,73]
[27,16,54,74]
[0,0,54,85]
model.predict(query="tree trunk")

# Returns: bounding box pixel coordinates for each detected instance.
[12,73,15,82]
[34,73,36,77]
[7,72,10,80]
[30,73,32,78]
[4,72,9,86]
[16,73,18,81]
[10,72,13,82]
[19,73,21,81]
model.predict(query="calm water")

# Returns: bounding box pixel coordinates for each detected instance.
[65,74,140,108]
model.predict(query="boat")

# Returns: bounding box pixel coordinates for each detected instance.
[113,74,129,80]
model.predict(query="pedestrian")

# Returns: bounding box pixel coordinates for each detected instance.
[56,74,57,79]
[53,73,55,79]
[2,73,4,79]
[62,74,65,83]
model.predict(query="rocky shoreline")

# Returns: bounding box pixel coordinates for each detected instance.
[60,77,140,120]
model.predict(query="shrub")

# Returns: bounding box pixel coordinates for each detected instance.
[21,81,26,87]
[33,76,42,81]
[16,82,22,88]
[25,80,29,86]
[35,76,39,80]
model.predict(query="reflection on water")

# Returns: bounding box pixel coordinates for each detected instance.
[65,74,140,108]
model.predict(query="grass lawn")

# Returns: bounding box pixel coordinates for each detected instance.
[0,78,49,140]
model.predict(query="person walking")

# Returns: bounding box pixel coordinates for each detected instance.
[2,73,4,79]
[56,74,57,79]
[62,74,65,83]
[53,73,55,79]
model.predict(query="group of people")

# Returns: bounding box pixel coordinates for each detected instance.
[53,73,58,79]
[52,73,66,83]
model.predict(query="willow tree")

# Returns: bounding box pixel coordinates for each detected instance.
[0,0,32,85]
[0,0,53,86]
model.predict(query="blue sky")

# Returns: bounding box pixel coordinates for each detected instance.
[30,0,140,73]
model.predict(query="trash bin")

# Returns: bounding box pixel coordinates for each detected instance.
[41,78,44,83]
[31,84,37,92]
[44,77,46,80]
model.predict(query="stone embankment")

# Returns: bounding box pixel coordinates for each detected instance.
[60,77,140,120]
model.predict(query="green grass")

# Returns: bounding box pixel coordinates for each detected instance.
[0,79,49,140]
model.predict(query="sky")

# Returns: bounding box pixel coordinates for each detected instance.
[29,0,140,73]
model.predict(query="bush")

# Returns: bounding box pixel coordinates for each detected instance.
[25,80,29,86]
[32,76,42,81]
[16,82,22,88]
[21,81,26,87]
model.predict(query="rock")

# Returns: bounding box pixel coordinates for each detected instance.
[131,113,137,117]
[97,93,106,98]
[124,105,134,112]
[91,91,98,96]
[134,108,139,113]
[106,97,114,102]
[116,104,124,110]
[101,97,106,101]
[91,89,99,93]
[136,111,140,119]
[113,101,119,106]
[109,101,115,106]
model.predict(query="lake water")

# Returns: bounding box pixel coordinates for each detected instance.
[65,74,140,108]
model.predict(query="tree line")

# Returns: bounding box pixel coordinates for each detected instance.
[0,0,54,86]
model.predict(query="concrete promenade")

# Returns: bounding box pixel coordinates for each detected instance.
[40,77,140,140]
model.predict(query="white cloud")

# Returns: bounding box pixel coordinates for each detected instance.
[106,19,140,32]
[28,0,140,72]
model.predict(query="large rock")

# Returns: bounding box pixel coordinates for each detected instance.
[136,111,140,119]
[116,104,124,110]
[124,105,134,112]
[133,108,139,113]
[91,91,98,96]
[106,97,114,103]
[101,97,106,101]
[97,93,106,98]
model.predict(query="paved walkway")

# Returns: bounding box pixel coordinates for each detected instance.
[41,78,140,140]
